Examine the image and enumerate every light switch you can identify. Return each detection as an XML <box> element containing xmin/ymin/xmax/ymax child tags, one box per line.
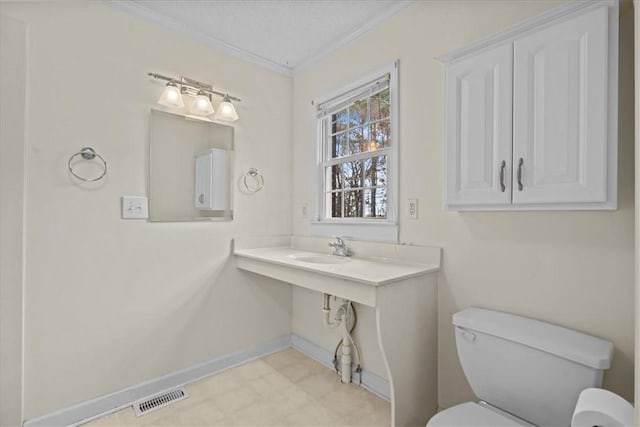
<box><xmin>121</xmin><ymin>196</ymin><xmax>148</xmax><ymax>219</ymax></box>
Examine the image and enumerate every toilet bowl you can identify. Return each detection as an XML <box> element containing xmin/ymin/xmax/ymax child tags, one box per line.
<box><xmin>428</xmin><ymin>401</ymin><xmax>534</xmax><ymax>426</ymax></box>
<box><xmin>428</xmin><ymin>389</ymin><xmax>634</xmax><ymax>427</ymax></box>
<box><xmin>427</xmin><ymin>307</ymin><xmax>615</xmax><ymax>427</ymax></box>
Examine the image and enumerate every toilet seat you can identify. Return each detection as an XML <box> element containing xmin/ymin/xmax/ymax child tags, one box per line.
<box><xmin>426</xmin><ymin>402</ymin><xmax>533</xmax><ymax>427</ymax></box>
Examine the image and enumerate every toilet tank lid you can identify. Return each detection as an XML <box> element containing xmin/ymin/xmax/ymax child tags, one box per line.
<box><xmin>453</xmin><ymin>307</ymin><xmax>614</xmax><ymax>369</ymax></box>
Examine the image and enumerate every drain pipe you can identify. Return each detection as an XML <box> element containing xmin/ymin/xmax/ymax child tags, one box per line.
<box><xmin>323</xmin><ymin>293</ymin><xmax>340</xmax><ymax>328</ymax></box>
<box><xmin>322</xmin><ymin>294</ymin><xmax>356</xmax><ymax>383</ymax></box>
<box><xmin>339</xmin><ymin>306</ymin><xmax>353</xmax><ymax>383</ymax></box>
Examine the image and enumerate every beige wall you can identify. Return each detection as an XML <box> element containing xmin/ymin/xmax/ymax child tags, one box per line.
<box><xmin>1</xmin><ymin>0</ymin><xmax>635</xmax><ymax>422</ymax></box>
<box><xmin>0</xmin><ymin>13</ymin><xmax>27</xmax><ymax>427</ymax></box>
<box><xmin>292</xmin><ymin>0</ymin><xmax>636</xmax><ymax>409</ymax></box>
<box><xmin>0</xmin><ymin>1</ymin><xmax>293</xmax><ymax>421</ymax></box>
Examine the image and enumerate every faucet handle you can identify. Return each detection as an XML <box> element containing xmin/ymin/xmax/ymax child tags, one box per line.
<box><xmin>329</xmin><ymin>236</ymin><xmax>350</xmax><ymax>257</ymax></box>
<box><xmin>328</xmin><ymin>236</ymin><xmax>344</xmax><ymax>247</ymax></box>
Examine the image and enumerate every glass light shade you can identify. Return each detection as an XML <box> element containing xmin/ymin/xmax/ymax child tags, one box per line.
<box><xmin>214</xmin><ymin>96</ymin><xmax>239</xmax><ymax>121</ymax></box>
<box><xmin>157</xmin><ymin>82</ymin><xmax>184</xmax><ymax>108</ymax></box>
<box><xmin>190</xmin><ymin>91</ymin><xmax>214</xmax><ymax>116</ymax></box>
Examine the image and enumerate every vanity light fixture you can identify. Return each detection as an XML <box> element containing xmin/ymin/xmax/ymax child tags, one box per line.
<box><xmin>191</xmin><ymin>89</ymin><xmax>215</xmax><ymax>116</ymax></box>
<box><xmin>147</xmin><ymin>72</ymin><xmax>241</xmax><ymax>121</ymax></box>
<box><xmin>157</xmin><ymin>81</ymin><xmax>184</xmax><ymax>108</ymax></box>
<box><xmin>214</xmin><ymin>95</ymin><xmax>239</xmax><ymax>122</ymax></box>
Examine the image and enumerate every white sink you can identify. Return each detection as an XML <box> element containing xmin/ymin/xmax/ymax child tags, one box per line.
<box><xmin>289</xmin><ymin>254</ymin><xmax>351</xmax><ymax>264</ymax></box>
<box><xmin>232</xmin><ymin>236</ymin><xmax>441</xmax><ymax>427</ymax></box>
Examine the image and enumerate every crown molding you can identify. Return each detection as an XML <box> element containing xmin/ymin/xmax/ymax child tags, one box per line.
<box><xmin>435</xmin><ymin>0</ymin><xmax>617</xmax><ymax>64</ymax></box>
<box><xmin>104</xmin><ymin>0</ymin><xmax>294</xmax><ymax>77</ymax></box>
<box><xmin>104</xmin><ymin>0</ymin><xmax>414</xmax><ymax>78</ymax></box>
<box><xmin>292</xmin><ymin>0</ymin><xmax>414</xmax><ymax>74</ymax></box>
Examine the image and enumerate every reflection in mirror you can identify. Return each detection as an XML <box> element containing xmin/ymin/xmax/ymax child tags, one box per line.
<box><xmin>149</xmin><ymin>109</ymin><xmax>233</xmax><ymax>222</ymax></box>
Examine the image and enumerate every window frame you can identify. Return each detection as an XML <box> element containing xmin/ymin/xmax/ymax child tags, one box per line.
<box><xmin>310</xmin><ymin>61</ymin><xmax>399</xmax><ymax>242</ymax></box>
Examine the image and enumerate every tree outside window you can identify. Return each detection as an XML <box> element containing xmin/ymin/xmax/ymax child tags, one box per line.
<box><xmin>324</xmin><ymin>88</ymin><xmax>391</xmax><ymax>220</ymax></box>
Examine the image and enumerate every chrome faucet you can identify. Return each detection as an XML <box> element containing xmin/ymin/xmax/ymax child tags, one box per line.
<box><xmin>329</xmin><ymin>236</ymin><xmax>350</xmax><ymax>257</ymax></box>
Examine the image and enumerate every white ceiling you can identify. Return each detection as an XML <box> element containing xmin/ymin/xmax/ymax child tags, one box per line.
<box><xmin>112</xmin><ymin>0</ymin><xmax>412</xmax><ymax>75</ymax></box>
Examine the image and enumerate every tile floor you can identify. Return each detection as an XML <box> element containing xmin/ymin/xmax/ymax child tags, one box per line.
<box><xmin>83</xmin><ymin>348</ymin><xmax>390</xmax><ymax>426</ymax></box>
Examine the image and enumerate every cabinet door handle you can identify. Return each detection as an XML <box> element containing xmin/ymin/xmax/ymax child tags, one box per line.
<box><xmin>499</xmin><ymin>160</ymin><xmax>506</xmax><ymax>192</ymax></box>
<box><xmin>517</xmin><ymin>158</ymin><xmax>524</xmax><ymax>191</ymax></box>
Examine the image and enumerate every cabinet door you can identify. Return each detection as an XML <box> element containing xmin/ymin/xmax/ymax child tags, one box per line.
<box><xmin>444</xmin><ymin>43</ymin><xmax>513</xmax><ymax>209</ymax></box>
<box><xmin>512</xmin><ymin>6</ymin><xmax>609</xmax><ymax>205</ymax></box>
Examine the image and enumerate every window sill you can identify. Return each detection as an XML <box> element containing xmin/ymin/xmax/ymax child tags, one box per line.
<box><xmin>310</xmin><ymin>220</ymin><xmax>398</xmax><ymax>243</ymax></box>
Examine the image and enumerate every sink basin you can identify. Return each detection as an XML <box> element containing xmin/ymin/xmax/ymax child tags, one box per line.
<box><xmin>290</xmin><ymin>254</ymin><xmax>351</xmax><ymax>265</ymax></box>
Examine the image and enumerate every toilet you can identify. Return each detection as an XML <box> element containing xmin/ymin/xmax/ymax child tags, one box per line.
<box><xmin>427</xmin><ymin>307</ymin><xmax>615</xmax><ymax>427</ymax></box>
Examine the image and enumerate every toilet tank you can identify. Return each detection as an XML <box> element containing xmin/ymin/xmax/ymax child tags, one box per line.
<box><xmin>453</xmin><ymin>307</ymin><xmax>613</xmax><ymax>427</ymax></box>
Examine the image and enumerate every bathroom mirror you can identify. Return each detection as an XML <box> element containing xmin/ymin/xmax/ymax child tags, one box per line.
<box><xmin>149</xmin><ymin>109</ymin><xmax>234</xmax><ymax>222</ymax></box>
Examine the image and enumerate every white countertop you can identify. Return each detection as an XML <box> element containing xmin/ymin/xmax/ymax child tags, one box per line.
<box><xmin>233</xmin><ymin>246</ymin><xmax>440</xmax><ymax>286</ymax></box>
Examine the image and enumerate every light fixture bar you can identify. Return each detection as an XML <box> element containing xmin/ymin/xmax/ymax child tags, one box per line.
<box><xmin>147</xmin><ymin>72</ymin><xmax>241</xmax><ymax>102</ymax></box>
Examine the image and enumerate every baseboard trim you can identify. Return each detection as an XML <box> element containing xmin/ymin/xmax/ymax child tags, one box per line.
<box><xmin>24</xmin><ymin>335</ymin><xmax>292</xmax><ymax>427</ymax></box>
<box><xmin>24</xmin><ymin>333</ymin><xmax>391</xmax><ymax>427</ymax></box>
<box><xmin>291</xmin><ymin>334</ymin><xmax>391</xmax><ymax>401</ymax></box>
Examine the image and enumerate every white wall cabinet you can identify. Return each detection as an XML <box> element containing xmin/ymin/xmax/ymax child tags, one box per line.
<box><xmin>444</xmin><ymin>43</ymin><xmax>513</xmax><ymax>207</ymax></box>
<box><xmin>438</xmin><ymin>0</ymin><xmax>618</xmax><ymax>211</ymax></box>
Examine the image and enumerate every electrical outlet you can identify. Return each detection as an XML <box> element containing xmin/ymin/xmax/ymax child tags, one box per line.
<box><xmin>408</xmin><ymin>198</ymin><xmax>418</xmax><ymax>219</ymax></box>
<box><xmin>302</xmin><ymin>202</ymin><xmax>309</xmax><ymax>218</ymax></box>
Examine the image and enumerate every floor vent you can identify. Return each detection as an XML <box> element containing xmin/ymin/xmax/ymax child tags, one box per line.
<box><xmin>132</xmin><ymin>387</ymin><xmax>189</xmax><ymax>416</ymax></box>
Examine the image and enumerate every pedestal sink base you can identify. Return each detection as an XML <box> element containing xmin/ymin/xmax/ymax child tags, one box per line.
<box><xmin>376</xmin><ymin>274</ymin><xmax>438</xmax><ymax>426</ymax></box>
<box><xmin>233</xmin><ymin>236</ymin><xmax>440</xmax><ymax>427</ymax></box>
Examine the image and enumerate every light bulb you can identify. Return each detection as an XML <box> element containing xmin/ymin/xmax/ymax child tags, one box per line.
<box><xmin>157</xmin><ymin>82</ymin><xmax>184</xmax><ymax>108</ymax></box>
<box><xmin>214</xmin><ymin>95</ymin><xmax>239</xmax><ymax>121</ymax></box>
<box><xmin>190</xmin><ymin>90</ymin><xmax>214</xmax><ymax>116</ymax></box>
<box><xmin>369</xmin><ymin>140</ymin><xmax>378</xmax><ymax>151</ymax></box>
<box><xmin>166</xmin><ymin>90</ymin><xmax>179</xmax><ymax>102</ymax></box>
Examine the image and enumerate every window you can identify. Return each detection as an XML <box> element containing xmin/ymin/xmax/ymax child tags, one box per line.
<box><xmin>312</xmin><ymin>62</ymin><xmax>398</xmax><ymax>242</ymax></box>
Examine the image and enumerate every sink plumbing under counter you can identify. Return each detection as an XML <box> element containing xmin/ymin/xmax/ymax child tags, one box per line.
<box><xmin>233</xmin><ymin>235</ymin><xmax>441</xmax><ymax>427</ymax></box>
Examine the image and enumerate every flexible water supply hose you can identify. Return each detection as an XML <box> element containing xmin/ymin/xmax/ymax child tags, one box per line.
<box><xmin>333</xmin><ymin>303</ymin><xmax>357</xmax><ymax>355</ymax></box>
<box><xmin>332</xmin><ymin>302</ymin><xmax>361</xmax><ymax>381</ymax></box>
<box><xmin>345</xmin><ymin>304</ymin><xmax>362</xmax><ymax>383</ymax></box>
<box><xmin>322</xmin><ymin>296</ymin><xmax>362</xmax><ymax>383</ymax></box>
<box><xmin>348</xmin><ymin>302</ymin><xmax>362</xmax><ymax>384</ymax></box>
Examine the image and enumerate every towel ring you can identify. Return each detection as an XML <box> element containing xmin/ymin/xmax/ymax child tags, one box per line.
<box><xmin>242</xmin><ymin>168</ymin><xmax>264</xmax><ymax>193</ymax></box>
<box><xmin>68</xmin><ymin>147</ymin><xmax>107</xmax><ymax>182</ymax></box>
